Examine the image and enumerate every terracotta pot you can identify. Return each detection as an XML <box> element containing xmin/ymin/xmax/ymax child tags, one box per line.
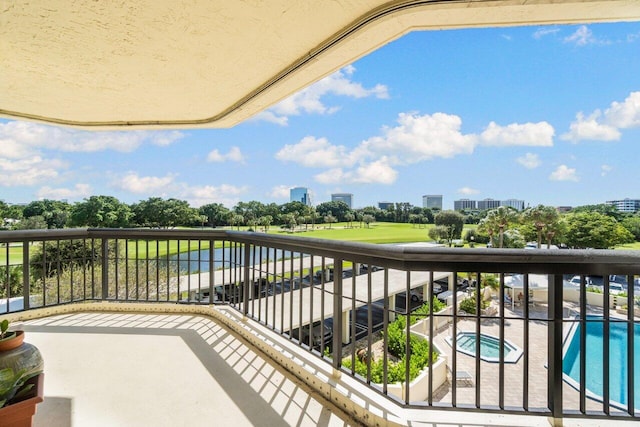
<box><xmin>0</xmin><ymin>373</ymin><xmax>44</xmax><ymax>427</ymax></box>
<box><xmin>0</xmin><ymin>331</ymin><xmax>25</xmax><ymax>352</ymax></box>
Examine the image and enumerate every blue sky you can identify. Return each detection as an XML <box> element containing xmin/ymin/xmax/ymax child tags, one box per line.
<box><xmin>1</xmin><ymin>22</ymin><xmax>639</xmax><ymax>210</ymax></box>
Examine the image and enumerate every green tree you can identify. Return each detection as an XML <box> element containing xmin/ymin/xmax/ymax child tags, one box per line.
<box><xmin>564</xmin><ymin>211</ymin><xmax>634</xmax><ymax>248</ymax></box>
<box><xmin>621</xmin><ymin>216</ymin><xmax>640</xmax><ymax>241</ymax></box>
<box><xmin>362</xmin><ymin>214</ymin><xmax>375</xmax><ymax>228</ymax></box>
<box><xmin>132</xmin><ymin>197</ymin><xmax>198</xmax><ymax>228</ymax></box>
<box><xmin>13</xmin><ymin>216</ymin><xmax>47</xmax><ymax>230</ymax></box>
<box><xmin>229</xmin><ymin>214</ymin><xmax>244</xmax><ymax>230</ymax></box>
<box><xmin>316</xmin><ymin>201</ymin><xmax>351</xmax><ymax>222</ymax></box>
<box><xmin>258</xmin><ymin>215</ymin><xmax>273</xmax><ymax>232</ymax></box>
<box><xmin>324</xmin><ymin>214</ymin><xmax>337</xmax><ymax>229</ymax></box>
<box><xmin>23</xmin><ymin>199</ymin><xmax>71</xmax><ymax>229</ymax></box>
<box><xmin>199</xmin><ymin>203</ymin><xmax>231</xmax><ymax>227</ymax></box>
<box><xmin>523</xmin><ymin>205</ymin><xmax>560</xmax><ymax>248</ymax></box>
<box><xmin>480</xmin><ymin>206</ymin><xmax>519</xmax><ymax>248</ymax></box>
<box><xmin>434</xmin><ymin>210</ymin><xmax>464</xmax><ymax>241</ymax></box>
<box><xmin>70</xmin><ymin>196</ymin><xmax>132</xmax><ymax>228</ymax></box>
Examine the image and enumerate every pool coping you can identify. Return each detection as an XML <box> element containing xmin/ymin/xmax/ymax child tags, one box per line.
<box><xmin>445</xmin><ymin>331</ymin><xmax>524</xmax><ymax>364</ymax></box>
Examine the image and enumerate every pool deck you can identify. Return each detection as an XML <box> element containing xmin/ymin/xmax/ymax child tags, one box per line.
<box><xmin>432</xmin><ymin>302</ymin><xmax>636</xmax><ymax>415</ymax></box>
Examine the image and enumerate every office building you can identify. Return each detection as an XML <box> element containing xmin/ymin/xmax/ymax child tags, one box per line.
<box><xmin>331</xmin><ymin>193</ymin><xmax>353</xmax><ymax>208</ymax></box>
<box><xmin>477</xmin><ymin>198</ymin><xmax>501</xmax><ymax>210</ymax></box>
<box><xmin>501</xmin><ymin>199</ymin><xmax>525</xmax><ymax>211</ymax></box>
<box><xmin>606</xmin><ymin>198</ymin><xmax>640</xmax><ymax>213</ymax></box>
<box><xmin>290</xmin><ymin>187</ymin><xmax>311</xmax><ymax>206</ymax></box>
<box><xmin>454</xmin><ymin>199</ymin><xmax>477</xmax><ymax>211</ymax></box>
<box><xmin>378</xmin><ymin>202</ymin><xmax>394</xmax><ymax>210</ymax></box>
<box><xmin>422</xmin><ymin>195</ymin><xmax>443</xmax><ymax>210</ymax></box>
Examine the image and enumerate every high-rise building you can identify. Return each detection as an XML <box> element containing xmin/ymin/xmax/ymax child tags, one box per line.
<box><xmin>606</xmin><ymin>198</ymin><xmax>640</xmax><ymax>213</ymax></box>
<box><xmin>500</xmin><ymin>199</ymin><xmax>525</xmax><ymax>211</ymax></box>
<box><xmin>454</xmin><ymin>199</ymin><xmax>477</xmax><ymax>211</ymax></box>
<box><xmin>378</xmin><ymin>202</ymin><xmax>393</xmax><ymax>210</ymax></box>
<box><xmin>477</xmin><ymin>198</ymin><xmax>501</xmax><ymax>210</ymax></box>
<box><xmin>422</xmin><ymin>195</ymin><xmax>442</xmax><ymax>210</ymax></box>
<box><xmin>331</xmin><ymin>193</ymin><xmax>353</xmax><ymax>208</ymax></box>
<box><xmin>290</xmin><ymin>187</ymin><xmax>311</xmax><ymax>206</ymax></box>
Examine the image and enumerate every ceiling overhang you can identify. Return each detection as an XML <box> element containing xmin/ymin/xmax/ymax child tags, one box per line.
<box><xmin>2</xmin><ymin>0</ymin><xmax>639</xmax><ymax>130</ymax></box>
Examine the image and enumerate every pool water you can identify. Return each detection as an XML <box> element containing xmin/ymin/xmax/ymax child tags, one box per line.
<box><xmin>447</xmin><ymin>332</ymin><xmax>523</xmax><ymax>363</ymax></box>
<box><xmin>562</xmin><ymin>318</ymin><xmax>640</xmax><ymax>408</ymax></box>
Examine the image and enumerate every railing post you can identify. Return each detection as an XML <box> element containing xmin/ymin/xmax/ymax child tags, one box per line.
<box><xmin>101</xmin><ymin>238</ymin><xmax>109</xmax><ymax>300</ymax></box>
<box><xmin>22</xmin><ymin>241</ymin><xmax>30</xmax><ymax>310</ymax></box>
<box><xmin>209</xmin><ymin>240</ymin><xmax>214</xmax><ymax>304</ymax></box>
<box><xmin>242</xmin><ymin>243</ymin><xmax>250</xmax><ymax>315</ymax></box>
<box><xmin>332</xmin><ymin>260</ymin><xmax>343</xmax><ymax>370</ymax></box>
<box><xmin>548</xmin><ymin>274</ymin><xmax>564</xmax><ymax>424</ymax></box>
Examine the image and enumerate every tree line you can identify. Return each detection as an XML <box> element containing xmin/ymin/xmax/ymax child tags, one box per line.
<box><xmin>1</xmin><ymin>197</ymin><xmax>638</xmax><ymax>249</ymax></box>
<box><xmin>430</xmin><ymin>204</ymin><xmax>637</xmax><ymax>249</ymax></box>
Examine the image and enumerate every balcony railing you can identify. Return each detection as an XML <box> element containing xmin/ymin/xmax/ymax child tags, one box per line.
<box><xmin>1</xmin><ymin>228</ymin><xmax>638</xmax><ymax>423</ymax></box>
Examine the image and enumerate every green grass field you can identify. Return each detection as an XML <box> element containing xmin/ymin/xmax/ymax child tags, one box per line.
<box><xmin>268</xmin><ymin>222</ymin><xmax>438</xmax><ymax>244</ymax></box>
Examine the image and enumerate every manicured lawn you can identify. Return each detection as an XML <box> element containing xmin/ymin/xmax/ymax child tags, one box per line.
<box><xmin>269</xmin><ymin>222</ymin><xmax>444</xmax><ymax>244</ymax></box>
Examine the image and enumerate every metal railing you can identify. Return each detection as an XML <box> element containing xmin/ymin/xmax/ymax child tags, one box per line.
<box><xmin>1</xmin><ymin>228</ymin><xmax>638</xmax><ymax>422</ymax></box>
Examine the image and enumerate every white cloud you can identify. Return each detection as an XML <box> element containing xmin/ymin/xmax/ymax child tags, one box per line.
<box><xmin>112</xmin><ymin>172</ymin><xmax>177</xmax><ymax>194</ymax></box>
<box><xmin>562</xmin><ymin>111</ymin><xmax>622</xmax><ymax>142</ymax></box>
<box><xmin>533</xmin><ymin>27</ymin><xmax>560</xmax><ymax>39</ymax></box>
<box><xmin>275</xmin><ymin>136</ymin><xmax>351</xmax><ymax>168</ymax></box>
<box><xmin>36</xmin><ymin>183</ymin><xmax>92</xmax><ymax>200</ymax></box>
<box><xmin>549</xmin><ymin>165</ymin><xmax>578</xmax><ymax>182</ymax></box>
<box><xmin>516</xmin><ymin>153</ymin><xmax>541</xmax><ymax>169</ymax></box>
<box><xmin>604</xmin><ymin>91</ymin><xmax>640</xmax><ymax>128</ymax></box>
<box><xmin>277</xmin><ymin>112</ymin><xmax>559</xmax><ymax>185</ymax></box>
<box><xmin>314</xmin><ymin>158</ymin><xmax>398</xmax><ymax>185</ymax></box>
<box><xmin>255</xmin><ymin>66</ymin><xmax>389</xmax><ymax>125</ymax></box>
<box><xmin>0</xmin><ymin>121</ymin><xmax>185</xmax><ymax>154</ymax></box>
<box><xmin>563</xmin><ymin>92</ymin><xmax>640</xmax><ymax>142</ymax></box>
<box><xmin>480</xmin><ymin>121</ymin><xmax>554</xmax><ymax>147</ymax></box>
<box><xmin>178</xmin><ymin>183</ymin><xmax>248</xmax><ymax>208</ymax></box>
<box><xmin>252</xmin><ymin>111</ymin><xmax>289</xmax><ymax>126</ymax></box>
<box><xmin>564</xmin><ymin>25</ymin><xmax>595</xmax><ymax>46</ymax></box>
<box><xmin>0</xmin><ymin>157</ymin><xmax>67</xmax><ymax>187</ymax></box>
<box><xmin>458</xmin><ymin>187</ymin><xmax>480</xmax><ymax>195</ymax></box>
<box><xmin>601</xmin><ymin>164</ymin><xmax>612</xmax><ymax>177</ymax></box>
<box><xmin>360</xmin><ymin>112</ymin><xmax>477</xmax><ymax>163</ymax></box>
<box><xmin>207</xmin><ymin>146</ymin><xmax>246</xmax><ymax>163</ymax></box>
<box><xmin>268</xmin><ymin>185</ymin><xmax>293</xmax><ymax>199</ymax></box>
<box><xmin>110</xmin><ymin>172</ymin><xmax>246</xmax><ymax>207</ymax></box>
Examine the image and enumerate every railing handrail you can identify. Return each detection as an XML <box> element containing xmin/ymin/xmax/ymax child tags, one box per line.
<box><xmin>1</xmin><ymin>227</ymin><xmax>639</xmax><ymax>275</ymax></box>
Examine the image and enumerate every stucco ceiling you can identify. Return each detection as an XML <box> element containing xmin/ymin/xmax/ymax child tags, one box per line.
<box><xmin>2</xmin><ymin>0</ymin><xmax>639</xmax><ymax>129</ymax></box>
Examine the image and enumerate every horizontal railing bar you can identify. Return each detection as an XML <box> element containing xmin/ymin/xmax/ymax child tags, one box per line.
<box><xmin>1</xmin><ymin>228</ymin><xmax>639</xmax><ymax>275</ymax></box>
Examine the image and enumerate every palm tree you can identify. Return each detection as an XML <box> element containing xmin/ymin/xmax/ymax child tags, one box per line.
<box><xmin>324</xmin><ymin>214</ymin><xmax>337</xmax><ymax>229</ymax></box>
<box><xmin>490</xmin><ymin>206</ymin><xmax>519</xmax><ymax>248</ymax></box>
<box><xmin>524</xmin><ymin>205</ymin><xmax>559</xmax><ymax>248</ymax></box>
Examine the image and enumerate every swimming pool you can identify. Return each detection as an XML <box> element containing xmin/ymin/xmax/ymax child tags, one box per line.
<box><xmin>562</xmin><ymin>317</ymin><xmax>640</xmax><ymax>409</ymax></box>
<box><xmin>446</xmin><ymin>332</ymin><xmax>523</xmax><ymax>363</ymax></box>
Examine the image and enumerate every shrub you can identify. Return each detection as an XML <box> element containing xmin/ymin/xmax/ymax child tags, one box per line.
<box><xmin>459</xmin><ymin>292</ymin><xmax>488</xmax><ymax>314</ymax></box>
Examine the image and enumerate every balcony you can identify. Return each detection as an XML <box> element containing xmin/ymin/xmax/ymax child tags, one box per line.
<box><xmin>1</xmin><ymin>228</ymin><xmax>639</xmax><ymax>426</ymax></box>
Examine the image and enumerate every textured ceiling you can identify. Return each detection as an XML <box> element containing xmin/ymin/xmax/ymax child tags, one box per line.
<box><xmin>2</xmin><ymin>0</ymin><xmax>639</xmax><ymax>129</ymax></box>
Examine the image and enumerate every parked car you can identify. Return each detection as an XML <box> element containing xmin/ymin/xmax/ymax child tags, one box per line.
<box><xmin>290</xmin><ymin>319</ymin><xmax>333</xmax><ymax>350</ymax></box>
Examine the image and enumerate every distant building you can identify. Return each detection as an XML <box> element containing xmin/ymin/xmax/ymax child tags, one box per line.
<box><xmin>500</xmin><ymin>199</ymin><xmax>525</xmax><ymax>211</ymax></box>
<box><xmin>477</xmin><ymin>198</ymin><xmax>501</xmax><ymax>210</ymax></box>
<box><xmin>378</xmin><ymin>202</ymin><xmax>394</xmax><ymax>210</ymax></box>
<box><xmin>454</xmin><ymin>199</ymin><xmax>476</xmax><ymax>211</ymax></box>
<box><xmin>290</xmin><ymin>187</ymin><xmax>311</xmax><ymax>206</ymax></box>
<box><xmin>422</xmin><ymin>195</ymin><xmax>442</xmax><ymax>210</ymax></box>
<box><xmin>331</xmin><ymin>193</ymin><xmax>353</xmax><ymax>209</ymax></box>
<box><xmin>606</xmin><ymin>198</ymin><xmax>640</xmax><ymax>213</ymax></box>
<box><xmin>556</xmin><ymin>206</ymin><xmax>572</xmax><ymax>213</ymax></box>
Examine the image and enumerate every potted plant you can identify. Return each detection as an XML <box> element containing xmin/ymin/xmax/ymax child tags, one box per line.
<box><xmin>0</xmin><ymin>319</ymin><xmax>25</xmax><ymax>352</ymax></box>
<box><xmin>0</xmin><ymin>367</ymin><xmax>44</xmax><ymax>427</ymax></box>
<box><xmin>0</xmin><ymin>319</ymin><xmax>44</xmax><ymax>427</ymax></box>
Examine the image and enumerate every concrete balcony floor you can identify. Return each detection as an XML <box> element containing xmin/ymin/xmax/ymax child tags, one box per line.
<box><xmin>15</xmin><ymin>308</ymin><xmax>637</xmax><ymax>427</ymax></box>
<box><xmin>21</xmin><ymin>311</ymin><xmax>353</xmax><ymax>427</ymax></box>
